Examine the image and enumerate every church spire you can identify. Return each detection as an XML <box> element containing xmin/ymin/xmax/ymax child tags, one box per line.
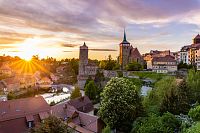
<box><xmin>123</xmin><ymin>28</ymin><xmax>127</xmax><ymax>42</ymax></box>
<box><xmin>121</xmin><ymin>28</ymin><xmax>130</xmax><ymax>44</ymax></box>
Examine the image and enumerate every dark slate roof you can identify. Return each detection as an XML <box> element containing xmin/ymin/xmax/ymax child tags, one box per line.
<box><xmin>194</xmin><ymin>34</ymin><xmax>200</xmax><ymax>39</ymax></box>
<box><xmin>67</xmin><ymin>96</ymin><xmax>94</xmax><ymax>113</ymax></box>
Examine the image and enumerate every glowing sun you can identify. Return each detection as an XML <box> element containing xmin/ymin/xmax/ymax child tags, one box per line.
<box><xmin>18</xmin><ymin>38</ymin><xmax>40</xmax><ymax>61</ymax></box>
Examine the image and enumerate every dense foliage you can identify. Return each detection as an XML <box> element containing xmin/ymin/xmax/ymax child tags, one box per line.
<box><xmin>131</xmin><ymin>112</ymin><xmax>180</xmax><ymax>133</ymax></box>
<box><xmin>70</xmin><ymin>86</ymin><xmax>82</xmax><ymax>99</ymax></box>
<box><xmin>31</xmin><ymin>116</ymin><xmax>72</xmax><ymax>133</ymax></box>
<box><xmin>188</xmin><ymin>105</ymin><xmax>200</xmax><ymax>121</ymax></box>
<box><xmin>84</xmin><ymin>80</ymin><xmax>97</xmax><ymax>100</ymax></box>
<box><xmin>178</xmin><ymin>61</ymin><xmax>193</xmax><ymax>70</ymax></box>
<box><xmin>186</xmin><ymin>69</ymin><xmax>200</xmax><ymax>103</ymax></box>
<box><xmin>98</xmin><ymin>77</ymin><xmax>143</xmax><ymax>131</ymax></box>
<box><xmin>160</xmin><ymin>79</ymin><xmax>190</xmax><ymax>115</ymax></box>
<box><xmin>99</xmin><ymin>55</ymin><xmax>120</xmax><ymax>70</ymax></box>
<box><xmin>184</xmin><ymin>122</ymin><xmax>200</xmax><ymax>133</ymax></box>
<box><xmin>102</xmin><ymin>126</ymin><xmax>112</xmax><ymax>133</ymax></box>
<box><xmin>125</xmin><ymin>61</ymin><xmax>143</xmax><ymax>71</ymax></box>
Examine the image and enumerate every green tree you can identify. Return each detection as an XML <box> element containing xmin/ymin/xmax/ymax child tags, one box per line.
<box><xmin>94</xmin><ymin>70</ymin><xmax>105</xmax><ymax>89</ymax></box>
<box><xmin>84</xmin><ymin>76</ymin><xmax>92</xmax><ymax>88</ymax></box>
<box><xmin>161</xmin><ymin>112</ymin><xmax>181</xmax><ymax>130</ymax></box>
<box><xmin>188</xmin><ymin>105</ymin><xmax>200</xmax><ymax>121</ymax></box>
<box><xmin>31</xmin><ymin>116</ymin><xmax>72</xmax><ymax>133</ymax></box>
<box><xmin>131</xmin><ymin>114</ymin><xmax>166</xmax><ymax>133</ymax></box>
<box><xmin>70</xmin><ymin>86</ymin><xmax>82</xmax><ymax>99</ymax></box>
<box><xmin>160</xmin><ymin>86</ymin><xmax>179</xmax><ymax>115</ymax></box>
<box><xmin>160</xmin><ymin>79</ymin><xmax>190</xmax><ymax>115</ymax></box>
<box><xmin>184</xmin><ymin>122</ymin><xmax>200</xmax><ymax>133</ymax></box>
<box><xmin>131</xmin><ymin>113</ymin><xmax>180</xmax><ymax>133</ymax></box>
<box><xmin>143</xmin><ymin>76</ymin><xmax>177</xmax><ymax>114</ymax></box>
<box><xmin>178</xmin><ymin>61</ymin><xmax>193</xmax><ymax>70</ymax></box>
<box><xmin>85</xmin><ymin>80</ymin><xmax>97</xmax><ymax>100</ymax></box>
<box><xmin>102</xmin><ymin>126</ymin><xmax>111</xmax><ymax>133</ymax></box>
<box><xmin>99</xmin><ymin>55</ymin><xmax>119</xmax><ymax>70</ymax></box>
<box><xmin>125</xmin><ymin>61</ymin><xmax>143</xmax><ymax>71</ymax></box>
<box><xmin>176</xmin><ymin>79</ymin><xmax>190</xmax><ymax>114</ymax></box>
<box><xmin>98</xmin><ymin>77</ymin><xmax>143</xmax><ymax>131</ymax></box>
<box><xmin>7</xmin><ymin>91</ymin><xmax>16</xmax><ymax>100</ymax></box>
<box><xmin>186</xmin><ymin>69</ymin><xmax>200</xmax><ymax>103</ymax></box>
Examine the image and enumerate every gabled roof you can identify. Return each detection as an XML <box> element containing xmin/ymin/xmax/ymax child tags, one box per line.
<box><xmin>51</xmin><ymin>102</ymin><xmax>103</xmax><ymax>133</ymax></box>
<box><xmin>130</xmin><ymin>48</ymin><xmax>142</xmax><ymax>58</ymax></box>
<box><xmin>0</xmin><ymin>96</ymin><xmax>50</xmax><ymax>121</ymax></box>
<box><xmin>194</xmin><ymin>34</ymin><xmax>200</xmax><ymax>39</ymax></box>
<box><xmin>67</xmin><ymin>96</ymin><xmax>94</xmax><ymax>113</ymax></box>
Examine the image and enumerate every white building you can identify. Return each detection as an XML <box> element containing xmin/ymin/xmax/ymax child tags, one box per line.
<box><xmin>152</xmin><ymin>55</ymin><xmax>177</xmax><ymax>73</ymax></box>
<box><xmin>180</xmin><ymin>45</ymin><xmax>190</xmax><ymax>64</ymax></box>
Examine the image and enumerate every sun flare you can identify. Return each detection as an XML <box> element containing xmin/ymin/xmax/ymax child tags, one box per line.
<box><xmin>18</xmin><ymin>38</ymin><xmax>40</xmax><ymax>61</ymax></box>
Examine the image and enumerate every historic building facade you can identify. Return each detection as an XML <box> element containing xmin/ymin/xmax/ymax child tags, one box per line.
<box><xmin>151</xmin><ymin>55</ymin><xmax>177</xmax><ymax>73</ymax></box>
<box><xmin>179</xmin><ymin>34</ymin><xmax>200</xmax><ymax>70</ymax></box>
<box><xmin>119</xmin><ymin>30</ymin><xmax>143</xmax><ymax>69</ymax></box>
<box><xmin>77</xmin><ymin>42</ymin><xmax>98</xmax><ymax>89</ymax></box>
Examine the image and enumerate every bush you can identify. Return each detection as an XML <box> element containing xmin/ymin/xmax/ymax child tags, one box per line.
<box><xmin>188</xmin><ymin>105</ymin><xmax>200</xmax><ymax>121</ymax></box>
<box><xmin>7</xmin><ymin>91</ymin><xmax>16</xmax><ymax>100</ymax></box>
<box><xmin>184</xmin><ymin>122</ymin><xmax>200</xmax><ymax>133</ymax></box>
<box><xmin>31</xmin><ymin>116</ymin><xmax>73</xmax><ymax>133</ymax></box>
<box><xmin>102</xmin><ymin>126</ymin><xmax>111</xmax><ymax>133</ymax></box>
<box><xmin>50</xmin><ymin>101</ymin><xmax>56</xmax><ymax>106</ymax></box>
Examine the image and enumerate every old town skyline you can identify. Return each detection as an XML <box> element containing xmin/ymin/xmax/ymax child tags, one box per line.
<box><xmin>0</xmin><ymin>0</ymin><xmax>200</xmax><ymax>60</ymax></box>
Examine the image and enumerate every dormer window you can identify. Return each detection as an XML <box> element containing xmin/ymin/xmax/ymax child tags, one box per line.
<box><xmin>26</xmin><ymin>115</ymin><xmax>34</xmax><ymax>128</ymax></box>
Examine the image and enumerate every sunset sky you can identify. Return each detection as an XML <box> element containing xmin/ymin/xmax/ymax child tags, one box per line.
<box><xmin>0</xmin><ymin>0</ymin><xmax>200</xmax><ymax>60</ymax></box>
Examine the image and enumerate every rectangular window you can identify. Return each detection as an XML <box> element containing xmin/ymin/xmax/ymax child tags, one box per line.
<box><xmin>28</xmin><ymin>122</ymin><xmax>32</xmax><ymax>128</ymax></box>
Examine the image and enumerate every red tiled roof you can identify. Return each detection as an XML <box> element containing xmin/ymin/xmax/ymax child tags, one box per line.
<box><xmin>152</xmin><ymin>55</ymin><xmax>176</xmax><ymax>62</ymax></box>
<box><xmin>39</xmin><ymin>112</ymin><xmax>49</xmax><ymax>120</ymax></box>
<box><xmin>0</xmin><ymin>96</ymin><xmax>50</xmax><ymax>122</ymax></box>
<box><xmin>3</xmin><ymin>78</ymin><xmax>20</xmax><ymax>85</ymax></box>
<box><xmin>51</xmin><ymin>102</ymin><xmax>102</xmax><ymax>133</ymax></box>
<box><xmin>26</xmin><ymin>115</ymin><xmax>34</xmax><ymax>121</ymax></box>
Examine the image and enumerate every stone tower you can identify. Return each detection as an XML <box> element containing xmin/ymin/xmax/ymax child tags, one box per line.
<box><xmin>119</xmin><ymin>29</ymin><xmax>131</xmax><ymax>69</ymax></box>
<box><xmin>79</xmin><ymin>42</ymin><xmax>88</xmax><ymax>76</ymax></box>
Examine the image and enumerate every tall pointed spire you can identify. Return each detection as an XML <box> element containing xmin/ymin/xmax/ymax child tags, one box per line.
<box><xmin>123</xmin><ymin>28</ymin><xmax>127</xmax><ymax>42</ymax></box>
<box><xmin>121</xmin><ymin>28</ymin><xmax>130</xmax><ymax>44</ymax></box>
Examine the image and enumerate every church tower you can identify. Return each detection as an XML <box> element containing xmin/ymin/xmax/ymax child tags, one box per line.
<box><xmin>119</xmin><ymin>29</ymin><xmax>131</xmax><ymax>69</ymax></box>
<box><xmin>193</xmin><ymin>34</ymin><xmax>200</xmax><ymax>44</ymax></box>
<box><xmin>79</xmin><ymin>42</ymin><xmax>88</xmax><ymax>75</ymax></box>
